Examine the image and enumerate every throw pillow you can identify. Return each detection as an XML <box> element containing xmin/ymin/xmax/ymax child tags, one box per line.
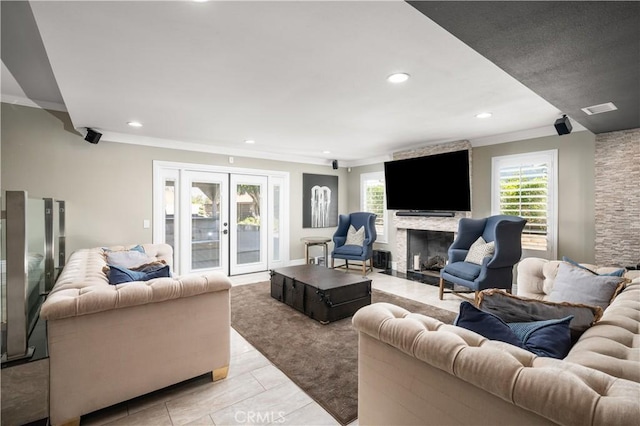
<box><xmin>477</xmin><ymin>289</ymin><xmax>602</xmax><ymax>343</ymax></box>
<box><xmin>548</xmin><ymin>262</ymin><xmax>628</xmax><ymax>310</ymax></box>
<box><xmin>345</xmin><ymin>225</ymin><xmax>365</xmax><ymax>246</ymax></box>
<box><xmin>455</xmin><ymin>302</ymin><xmax>573</xmax><ymax>359</ymax></box>
<box><xmin>508</xmin><ymin>316</ymin><xmax>573</xmax><ymax>359</ymax></box>
<box><xmin>105</xmin><ymin>249</ymin><xmax>154</xmax><ymax>269</ymax></box>
<box><xmin>562</xmin><ymin>256</ymin><xmax>625</xmax><ymax>277</ymax></box>
<box><xmin>464</xmin><ymin>237</ymin><xmax>495</xmax><ymax>265</ymax></box>
<box><xmin>454</xmin><ymin>301</ymin><xmax>523</xmax><ymax>347</ymax></box>
<box><xmin>107</xmin><ymin>264</ymin><xmax>171</xmax><ymax>285</ymax></box>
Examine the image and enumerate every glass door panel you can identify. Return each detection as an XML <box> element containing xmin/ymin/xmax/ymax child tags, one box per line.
<box><xmin>190</xmin><ymin>182</ymin><xmax>220</xmax><ymax>270</ymax></box>
<box><xmin>164</xmin><ymin>180</ymin><xmax>176</xmax><ymax>249</ymax></box>
<box><xmin>183</xmin><ymin>172</ymin><xmax>229</xmax><ymax>275</ymax></box>
<box><xmin>230</xmin><ymin>174</ymin><xmax>267</xmax><ymax>275</ymax></box>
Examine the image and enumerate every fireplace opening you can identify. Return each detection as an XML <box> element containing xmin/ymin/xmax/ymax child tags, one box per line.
<box><xmin>407</xmin><ymin>230</ymin><xmax>454</xmax><ymax>281</ymax></box>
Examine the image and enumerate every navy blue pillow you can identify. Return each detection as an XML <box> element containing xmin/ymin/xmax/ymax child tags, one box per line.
<box><xmin>108</xmin><ymin>264</ymin><xmax>170</xmax><ymax>285</ymax></box>
<box><xmin>508</xmin><ymin>316</ymin><xmax>573</xmax><ymax>359</ymax></box>
<box><xmin>455</xmin><ymin>301</ymin><xmax>574</xmax><ymax>359</ymax></box>
<box><xmin>454</xmin><ymin>301</ymin><xmax>523</xmax><ymax>347</ymax></box>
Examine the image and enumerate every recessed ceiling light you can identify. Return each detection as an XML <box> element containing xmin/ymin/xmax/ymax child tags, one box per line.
<box><xmin>387</xmin><ymin>73</ymin><xmax>410</xmax><ymax>83</ymax></box>
<box><xmin>475</xmin><ymin>112</ymin><xmax>492</xmax><ymax>119</ymax></box>
<box><xmin>323</xmin><ymin>150</ymin><xmax>331</xmax><ymax>154</ymax></box>
<box><xmin>127</xmin><ymin>121</ymin><xmax>143</xmax><ymax>127</ymax></box>
<box><xmin>244</xmin><ymin>140</ymin><xmax>255</xmax><ymax>144</ymax></box>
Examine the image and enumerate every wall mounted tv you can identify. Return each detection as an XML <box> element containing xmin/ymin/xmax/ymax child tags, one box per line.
<box><xmin>384</xmin><ymin>149</ymin><xmax>471</xmax><ymax>213</ymax></box>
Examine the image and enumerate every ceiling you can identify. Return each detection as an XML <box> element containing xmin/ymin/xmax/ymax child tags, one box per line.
<box><xmin>2</xmin><ymin>1</ymin><xmax>637</xmax><ymax>167</ymax></box>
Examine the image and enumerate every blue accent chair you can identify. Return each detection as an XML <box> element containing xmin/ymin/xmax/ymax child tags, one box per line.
<box><xmin>439</xmin><ymin>215</ymin><xmax>527</xmax><ymax>302</ymax></box>
<box><xmin>331</xmin><ymin>212</ymin><xmax>377</xmax><ymax>276</ymax></box>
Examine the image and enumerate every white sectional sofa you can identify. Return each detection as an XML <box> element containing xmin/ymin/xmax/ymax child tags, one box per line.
<box><xmin>353</xmin><ymin>258</ymin><xmax>640</xmax><ymax>425</ymax></box>
<box><xmin>40</xmin><ymin>244</ymin><xmax>232</xmax><ymax>426</ymax></box>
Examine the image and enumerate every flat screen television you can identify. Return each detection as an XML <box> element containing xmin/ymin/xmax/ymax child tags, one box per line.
<box><xmin>384</xmin><ymin>150</ymin><xmax>471</xmax><ymax>212</ymax></box>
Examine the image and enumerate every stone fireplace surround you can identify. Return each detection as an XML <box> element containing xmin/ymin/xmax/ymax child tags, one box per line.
<box><xmin>394</xmin><ymin>212</ymin><xmax>469</xmax><ymax>274</ymax></box>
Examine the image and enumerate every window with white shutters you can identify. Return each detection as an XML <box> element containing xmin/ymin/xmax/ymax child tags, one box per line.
<box><xmin>492</xmin><ymin>150</ymin><xmax>557</xmax><ymax>259</ymax></box>
<box><xmin>360</xmin><ymin>172</ymin><xmax>387</xmax><ymax>243</ymax></box>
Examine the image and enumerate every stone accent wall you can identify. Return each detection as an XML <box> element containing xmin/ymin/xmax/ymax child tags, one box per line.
<box><xmin>594</xmin><ymin>129</ymin><xmax>640</xmax><ymax>267</ymax></box>
<box><xmin>392</xmin><ymin>140</ymin><xmax>472</xmax><ymax>272</ymax></box>
<box><xmin>392</xmin><ymin>140</ymin><xmax>472</xmax><ymax>161</ymax></box>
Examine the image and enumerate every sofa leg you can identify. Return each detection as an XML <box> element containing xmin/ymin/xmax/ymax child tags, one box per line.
<box><xmin>212</xmin><ymin>366</ymin><xmax>229</xmax><ymax>382</ymax></box>
<box><xmin>439</xmin><ymin>277</ymin><xmax>444</xmax><ymax>300</ymax></box>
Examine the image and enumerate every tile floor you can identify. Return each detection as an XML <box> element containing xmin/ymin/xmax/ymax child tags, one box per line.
<box><xmin>79</xmin><ymin>268</ymin><xmax>464</xmax><ymax>426</ymax></box>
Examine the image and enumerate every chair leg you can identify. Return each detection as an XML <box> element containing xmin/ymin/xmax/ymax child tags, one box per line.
<box><xmin>439</xmin><ymin>277</ymin><xmax>445</xmax><ymax>300</ymax></box>
<box><xmin>362</xmin><ymin>261</ymin><xmax>366</xmax><ymax>276</ymax></box>
<box><xmin>331</xmin><ymin>257</ymin><xmax>335</xmax><ymax>269</ymax></box>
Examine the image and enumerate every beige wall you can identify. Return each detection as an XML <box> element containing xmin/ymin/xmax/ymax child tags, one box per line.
<box><xmin>1</xmin><ymin>103</ymin><xmax>345</xmax><ymax>260</ymax></box>
<box><xmin>4</xmin><ymin>103</ymin><xmax>629</xmax><ymax>267</ymax></box>
<box><xmin>473</xmin><ymin>131</ymin><xmax>597</xmax><ymax>262</ymax></box>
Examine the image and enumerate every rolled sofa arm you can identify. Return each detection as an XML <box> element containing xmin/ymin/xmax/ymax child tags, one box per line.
<box><xmin>352</xmin><ymin>303</ymin><xmax>640</xmax><ymax>426</ymax></box>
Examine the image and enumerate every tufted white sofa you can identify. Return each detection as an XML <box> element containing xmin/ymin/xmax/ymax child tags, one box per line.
<box><xmin>40</xmin><ymin>244</ymin><xmax>232</xmax><ymax>426</ymax></box>
<box><xmin>353</xmin><ymin>258</ymin><xmax>640</xmax><ymax>425</ymax></box>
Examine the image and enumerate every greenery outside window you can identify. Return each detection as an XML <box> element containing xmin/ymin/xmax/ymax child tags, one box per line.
<box><xmin>491</xmin><ymin>150</ymin><xmax>558</xmax><ymax>259</ymax></box>
<box><xmin>360</xmin><ymin>171</ymin><xmax>387</xmax><ymax>243</ymax></box>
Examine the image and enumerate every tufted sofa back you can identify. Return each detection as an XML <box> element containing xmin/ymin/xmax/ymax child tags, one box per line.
<box><xmin>517</xmin><ymin>257</ymin><xmax>640</xmax><ymax>301</ymax></box>
<box><xmin>353</xmin><ymin>302</ymin><xmax>640</xmax><ymax>425</ymax></box>
<box><xmin>40</xmin><ymin>243</ymin><xmax>231</xmax><ymax>321</ymax></box>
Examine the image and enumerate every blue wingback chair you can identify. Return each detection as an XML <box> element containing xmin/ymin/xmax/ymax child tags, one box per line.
<box><xmin>439</xmin><ymin>215</ymin><xmax>526</xmax><ymax>302</ymax></box>
<box><xmin>331</xmin><ymin>212</ymin><xmax>377</xmax><ymax>276</ymax></box>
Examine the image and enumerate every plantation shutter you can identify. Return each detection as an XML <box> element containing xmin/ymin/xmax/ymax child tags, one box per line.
<box><xmin>361</xmin><ymin>172</ymin><xmax>386</xmax><ymax>240</ymax></box>
<box><xmin>492</xmin><ymin>150</ymin><xmax>557</xmax><ymax>258</ymax></box>
<box><xmin>498</xmin><ymin>162</ymin><xmax>548</xmax><ymax>250</ymax></box>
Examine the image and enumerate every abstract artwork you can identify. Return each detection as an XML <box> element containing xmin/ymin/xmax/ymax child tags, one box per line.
<box><xmin>302</xmin><ymin>173</ymin><xmax>338</xmax><ymax>228</ymax></box>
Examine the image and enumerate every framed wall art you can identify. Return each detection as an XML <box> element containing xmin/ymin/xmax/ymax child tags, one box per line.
<box><xmin>302</xmin><ymin>173</ymin><xmax>338</xmax><ymax>228</ymax></box>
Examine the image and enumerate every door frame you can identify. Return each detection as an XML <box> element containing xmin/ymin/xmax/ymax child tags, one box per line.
<box><xmin>152</xmin><ymin>160</ymin><xmax>290</xmax><ymax>276</ymax></box>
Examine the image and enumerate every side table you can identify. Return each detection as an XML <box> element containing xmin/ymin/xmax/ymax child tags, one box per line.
<box><xmin>301</xmin><ymin>236</ymin><xmax>331</xmax><ymax>267</ymax></box>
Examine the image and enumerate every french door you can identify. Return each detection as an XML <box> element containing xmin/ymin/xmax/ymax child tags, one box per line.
<box><xmin>153</xmin><ymin>161</ymin><xmax>288</xmax><ymax>276</ymax></box>
<box><xmin>229</xmin><ymin>174</ymin><xmax>268</xmax><ymax>275</ymax></box>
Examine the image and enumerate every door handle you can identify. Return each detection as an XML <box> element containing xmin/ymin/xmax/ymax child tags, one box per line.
<box><xmin>222</xmin><ymin>229</ymin><xmax>228</xmax><ymax>235</ymax></box>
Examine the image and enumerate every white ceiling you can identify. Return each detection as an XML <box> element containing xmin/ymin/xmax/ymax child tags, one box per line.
<box><xmin>4</xmin><ymin>1</ymin><xmax>586</xmax><ymax>166</ymax></box>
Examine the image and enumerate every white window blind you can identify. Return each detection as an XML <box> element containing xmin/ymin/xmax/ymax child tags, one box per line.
<box><xmin>492</xmin><ymin>151</ymin><xmax>557</xmax><ymax>258</ymax></box>
<box><xmin>360</xmin><ymin>172</ymin><xmax>387</xmax><ymax>243</ymax></box>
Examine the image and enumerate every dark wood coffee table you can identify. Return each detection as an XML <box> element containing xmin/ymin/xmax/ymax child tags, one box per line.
<box><xmin>270</xmin><ymin>264</ymin><xmax>371</xmax><ymax>324</ymax></box>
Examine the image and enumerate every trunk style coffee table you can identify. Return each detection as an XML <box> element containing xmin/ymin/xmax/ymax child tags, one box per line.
<box><xmin>270</xmin><ymin>264</ymin><xmax>371</xmax><ymax>324</ymax></box>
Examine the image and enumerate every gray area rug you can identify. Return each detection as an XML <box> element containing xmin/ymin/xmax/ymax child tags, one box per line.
<box><xmin>230</xmin><ymin>281</ymin><xmax>458</xmax><ymax>425</ymax></box>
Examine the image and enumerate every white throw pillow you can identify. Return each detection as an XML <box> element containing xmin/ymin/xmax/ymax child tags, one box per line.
<box><xmin>105</xmin><ymin>250</ymin><xmax>154</xmax><ymax>269</ymax></box>
<box><xmin>345</xmin><ymin>225</ymin><xmax>365</xmax><ymax>246</ymax></box>
<box><xmin>464</xmin><ymin>236</ymin><xmax>495</xmax><ymax>265</ymax></box>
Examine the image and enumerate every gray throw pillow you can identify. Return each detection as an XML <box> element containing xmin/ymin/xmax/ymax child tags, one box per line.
<box><xmin>345</xmin><ymin>225</ymin><xmax>365</xmax><ymax>246</ymax></box>
<box><xmin>464</xmin><ymin>236</ymin><xmax>495</xmax><ymax>265</ymax></box>
<box><xmin>477</xmin><ymin>289</ymin><xmax>602</xmax><ymax>343</ymax></box>
<box><xmin>548</xmin><ymin>262</ymin><xmax>628</xmax><ymax>310</ymax></box>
